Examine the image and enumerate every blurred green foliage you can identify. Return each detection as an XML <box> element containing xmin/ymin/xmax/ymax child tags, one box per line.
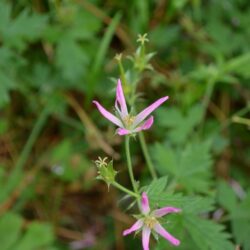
<box><xmin>0</xmin><ymin>212</ymin><xmax>54</xmax><ymax>250</ymax></box>
<box><xmin>0</xmin><ymin>0</ymin><xmax>250</xmax><ymax>249</ymax></box>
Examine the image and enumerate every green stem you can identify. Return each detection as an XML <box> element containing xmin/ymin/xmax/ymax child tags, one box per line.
<box><xmin>138</xmin><ymin>132</ymin><xmax>157</xmax><ymax>180</ymax></box>
<box><xmin>112</xmin><ymin>182</ymin><xmax>139</xmax><ymax>199</ymax></box>
<box><xmin>140</xmin><ymin>44</ymin><xmax>145</xmax><ymax>60</ymax></box>
<box><xmin>232</xmin><ymin>116</ymin><xmax>250</xmax><ymax>126</ymax></box>
<box><xmin>226</xmin><ymin>104</ymin><xmax>250</xmax><ymax>127</ymax></box>
<box><xmin>118</xmin><ymin>60</ymin><xmax>127</xmax><ymax>87</ymax></box>
<box><xmin>125</xmin><ymin>136</ymin><xmax>139</xmax><ymax>195</ymax></box>
<box><xmin>0</xmin><ymin>106</ymin><xmax>49</xmax><ymax>202</ymax></box>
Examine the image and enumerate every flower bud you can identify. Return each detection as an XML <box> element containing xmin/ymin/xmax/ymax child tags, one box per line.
<box><xmin>95</xmin><ymin>157</ymin><xmax>117</xmax><ymax>189</ymax></box>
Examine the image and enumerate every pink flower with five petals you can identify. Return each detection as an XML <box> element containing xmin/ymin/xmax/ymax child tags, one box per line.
<box><xmin>93</xmin><ymin>79</ymin><xmax>168</xmax><ymax>135</ymax></box>
<box><xmin>123</xmin><ymin>192</ymin><xmax>181</xmax><ymax>250</ymax></box>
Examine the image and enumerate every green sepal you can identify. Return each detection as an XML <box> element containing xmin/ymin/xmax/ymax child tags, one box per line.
<box><xmin>96</xmin><ymin>160</ymin><xmax>117</xmax><ymax>189</ymax></box>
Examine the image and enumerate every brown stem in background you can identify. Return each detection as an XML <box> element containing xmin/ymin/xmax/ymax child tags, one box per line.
<box><xmin>74</xmin><ymin>0</ymin><xmax>133</xmax><ymax>49</ymax></box>
<box><xmin>150</xmin><ymin>0</ymin><xmax>168</xmax><ymax>28</ymax></box>
<box><xmin>0</xmin><ymin>169</ymin><xmax>37</xmax><ymax>215</ymax></box>
<box><xmin>65</xmin><ymin>94</ymin><xmax>119</xmax><ymax>159</ymax></box>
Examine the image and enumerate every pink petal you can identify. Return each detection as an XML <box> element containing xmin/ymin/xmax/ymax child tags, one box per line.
<box><xmin>142</xmin><ymin>226</ymin><xmax>151</xmax><ymax>250</ymax></box>
<box><xmin>133</xmin><ymin>116</ymin><xmax>154</xmax><ymax>132</ymax></box>
<box><xmin>93</xmin><ymin>101</ymin><xmax>123</xmax><ymax>127</ymax></box>
<box><xmin>153</xmin><ymin>223</ymin><xmax>180</xmax><ymax>246</ymax></box>
<box><xmin>123</xmin><ymin>219</ymin><xmax>143</xmax><ymax>236</ymax></box>
<box><xmin>115</xmin><ymin>79</ymin><xmax>128</xmax><ymax>118</ymax></box>
<box><xmin>117</xmin><ymin>128</ymin><xmax>131</xmax><ymax>136</ymax></box>
<box><xmin>141</xmin><ymin>192</ymin><xmax>150</xmax><ymax>215</ymax></box>
<box><xmin>117</xmin><ymin>117</ymin><xmax>154</xmax><ymax>135</ymax></box>
<box><xmin>153</xmin><ymin>207</ymin><xmax>181</xmax><ymax>218</ymax></box>
<box><xmin>133</xmin><ymin>96</ymin><xmax>169</xmax><ymax>127</ymax></box>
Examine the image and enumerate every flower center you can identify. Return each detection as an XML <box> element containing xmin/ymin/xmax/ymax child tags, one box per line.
<box><xmin>123</xmin><ymin>115</ymin><xmax>135</xmax><ymax>128</ymax></box>
<box><xmin>144</xmin><ymin>216</ymin><xmax>158</xmax><ymax>229</ymax></box>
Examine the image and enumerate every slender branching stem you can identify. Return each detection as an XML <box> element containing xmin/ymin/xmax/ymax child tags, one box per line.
<box><xmin>112</xmin><ymin>182</ymin><xmax>139</xmax><ymax>199</ymax></box>
<box><xmin>125</xmin><ymin>136</ymin><xmax>139</xmax><ymax>196</ymax></box>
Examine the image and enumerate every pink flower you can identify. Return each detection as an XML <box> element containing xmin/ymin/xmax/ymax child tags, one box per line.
<box><xmin>123</xmin><ymin>192</ymin><xmax>181</xmax><ymax>250</ymax></box>
<box><xmin>93</xmin><ymin>79</ymin><xmax>168</xmax><ymax>135</ymax></box>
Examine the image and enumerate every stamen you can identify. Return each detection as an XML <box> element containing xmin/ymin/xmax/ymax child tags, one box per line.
<box><xmin>144</xmin><ymin>216</ymin><xmax>158</xmax><ymax>229</ymax></box>
<box><xmin>123</xmin><ymin>115</ymin><xmax>135</xmax><ymax>128</ymax></box>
